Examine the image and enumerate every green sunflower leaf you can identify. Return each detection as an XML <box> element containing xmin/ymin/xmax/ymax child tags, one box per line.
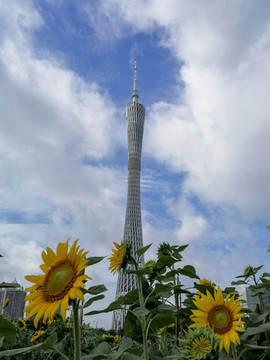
<box><xmin>178</xmin><ymin>265</ymin><xmax>199</xmax><ymax>279</ymax></box>
<box><xmin>83</xmin><ymin>295</ymin><xmax>105</xmax><ymax>309</ymax></box>
<box><xmin>0</xmin><ymin>316</ymin><xmax>16</xmax><ymax>347</ymax></box>
<box><xmin>81</xmin><ymin>341</ymin><xmax>111</xmax><ymax>359</ymax></box>
<box><xmin>132</xmin><ymin>307</ymin><xmax>150</xmax><ymax>317</ymax></box>
<box><xmin>149</xmin><ymin>313</ymin><xmax>176</xmax><ymax>331</ymax></box>
<box><xmin>0</xmin><ymin>333</ymin><xmax>57</xmax><ymax>356</ymax></box>
<box><xmin>136</xmin><ymin>244</ymin><xmax>152</xmax><ymax>257</ymax></box>
<box><xmin>244</xmin><ymin>343</ymin><xmax>270</xmax><ymax>351</ymax></box>
<box><xmin>122</xmin><ymin>354</ymin><xmax>144</xmax><ymax>360</ymax></box>
<box><xmin>86</xmin><ymin>257</ymin><xmax>105</xmax><ymax>266</ymax></box>
<box><xmin>84</xmin><ymin>300</ymin><xmax>122</xmax><ymax>316</ymax></box>
<box><xmin>231</xmin><ymin>280</ymin><xmax>247</xmax><ymax>285</ymax></box>
<box><xmin>121</xmin><ymin>289</ymin><xmax>139</xmax><ymax>305</ymax></box>
<box><xmin>154</xmin><ymin>283</ymin><xmax>173</xmax><ymax>297</ymax></box>
<box><xmin>244</xmin><ymin>322</ymin><xmax>270</xmax><ymax>337</ymax></box>
<box><xmin>83</xmin><ymin>284</ymin><xmax>107</xmax><ymax>295</ymax></box>
<box><xmin>111</xmin><ymin>338</ymin><xmax>133</xmax><ymax>360</ymax></box>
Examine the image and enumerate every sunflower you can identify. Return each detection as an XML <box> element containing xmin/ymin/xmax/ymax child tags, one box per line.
<box><xmin>190</xmin><ymin>286</ymin><xmax>245</xmax><ymax>354</ymax></box>
<box><xmin>108</xmin><ymin>241</ymin><xmax>131</xmax><ymax>274</ymax></box>
<box><xmin>196</xmin><ymin>278</ymin><xmax>215</xmax><ymax>297</ymax></box>
<box><xmin>180</xmin><ymin>326</ymin><xmax>218</xmax><ymax>360</ymax></box>
<box><xmin>24</xmin><ymin>239</ymin><xmax>91</xmax><ymax>328</ymax></box>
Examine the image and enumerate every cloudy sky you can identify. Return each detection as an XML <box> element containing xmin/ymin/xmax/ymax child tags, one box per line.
<box><xmin>0</xmin><ymin>0</ymin><xmax>270</xmax><ymax>329</ymax></box>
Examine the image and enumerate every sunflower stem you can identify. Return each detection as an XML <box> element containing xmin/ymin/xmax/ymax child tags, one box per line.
<box><xmin>135</xmin><ymin>258</ymin><xmax>148</xmax><ymax>360</ymax></box>
<box><xmin>139</xmin><ymin>278</ymin><xmax>148</xmax><ymax>360</ymax></box>
<box><xmin>73</xmin><ymin>300</ymin><xmax>81</xmax><ymax>360</ymax></box>
<box><xmin>231</xmin><ymin>343</ymin><xmax>238</xmax><ymax>360</ymax></box>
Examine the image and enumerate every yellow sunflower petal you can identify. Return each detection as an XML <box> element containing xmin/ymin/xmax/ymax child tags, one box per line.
<box><xmin>229</xmin><ymin>329</ymin><xmax>240</xmax><ymax>345</ymax></box>
<box><xmin>223</xmin><ymin>333</ymin><xmax>231</xmax><ymax>354</ymax></box>
<box><xmin>74</xmin><ymin>288</ymin><xmax>84</xmax><ymax>302</ymax></box>
<box><xmin>76</xmin><ymin>260</ymin><xmax>89</xmax><ymax>275</ymax></box>
<box><xmin>25</xmin><ymin>275</ymin><xmax>44</xmax><ymax>284</ymax></box>
<box><xmin>25</xmin><ymin>292</ymin><xmax>42</xmax><ymax>301</ymax></box>
<box><xmin>42</xmin><ymin>250</ymin><xmax>54</xmax><ymax>267</ymax></box>
<box><xmin>56</xmin><ymin>242</ymin><xmax>68</xmax><ymax>259</ymax></box>
<box><xmin>26</xmin><ymin>284</ymin><xmax>39</xmax><ymax>292</ymax></box>
<box><xmin>73</xmin><ymin>279</ymin><xmax>85</xmax><ymax>288</ymax></box>
<box><xmin>68</xmin><ymin>288</ymin><xmax>77</xmax><ymax>299</ymax></box>
<box><xmin>219</xmin><ymin>337</ymin><xmax>224</xmax><ymax>351</ymax></box>
<box><xmin>34</xmin><ymin>303</ymin><xmax>48</xmax><ymax>328</ymax></box>
<box><xmin>43</xmin><ymin>305</ymin><xmax>54</xmax><ymax>324</ymax></box>
<box><xmin>46</xmin><ymin>247</ymin><xmax>57</xmax><ymax>263</ymax></box>
<box><xmin>67</xmin><ymin>239</ymin><xmax>79</xmax><ymax>261</ymax></box>
<box><xmin>215</xmin><ymin>287</ymin><xmax>224</xmax><ymax>306</ymax></box>
<box><xmin>40</xmin><ymin>263</ymin><xmax>49</xmax><ymax>274</ymax></box>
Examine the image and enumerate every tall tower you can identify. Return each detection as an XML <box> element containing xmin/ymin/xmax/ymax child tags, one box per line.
<box><xmin>112</xmin><ymin>61</ymin><xmax>145</xmax><ymax>331</ymax></box>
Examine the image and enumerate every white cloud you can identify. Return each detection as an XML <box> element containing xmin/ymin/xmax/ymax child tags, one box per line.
<box><xmin>0</xmin><ymin>1</ymin><xmax>126</xmax><ymax>291</ymax></box>
<box><xmin>84</xmin><ymin>0</ymin><xmax>270</xmax><ymax>287</ymax></box>
<box><xmin>94</xmin><ymin>0</ymin><xmax>270</xmax><ymax>220</ymax></box>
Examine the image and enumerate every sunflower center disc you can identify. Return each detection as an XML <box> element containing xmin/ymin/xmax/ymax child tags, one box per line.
<box><xmin>208</xmin><ymin>305</ymin><xmax>233</xmax><ymax>334</ymax></box>
<box><xmin>190</xmin><ymin>336</ymin><xmax>211</xmax><ymax>359</ymax></box>
<box><xmin>43</xmin><ymin>260</ymin><xmax>76</xmax><ymax>301</ymax></box>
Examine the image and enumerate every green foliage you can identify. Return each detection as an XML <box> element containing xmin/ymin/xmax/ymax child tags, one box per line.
<box><xmin>0</xmin><ymin>316</ymin><xmax>17</xmax><ymax>347</ymax></box>
<box><xmin>1</xmin><ymin>239</ymin><xmax>270</xmax><ymax>360</ymax></box>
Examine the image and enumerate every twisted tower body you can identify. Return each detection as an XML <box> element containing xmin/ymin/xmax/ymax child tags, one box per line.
<box><xmin>112</xmin><ymin>62</ymin><xmax>145</xmax><ymax>331</ymax></box>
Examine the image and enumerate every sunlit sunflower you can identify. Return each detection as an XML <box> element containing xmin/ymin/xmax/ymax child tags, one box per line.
<box><xmin>196</xmin><ymin>278</ymin><xmax>215</xmax><ymax>297</ymax></box>
<box><xmin>24</xmin><ymin>239</ymin><xmax>91</xmax><ymax>328</ymax></box>
<box><xmin>108</xmin><ymin>241</ymin><xmax>131</xmax><ymax>274</ymax></box>
<box><xmin>190</xmin><ymin>286</ymin><xmax>245</xmax><ymax>354</ymax></box>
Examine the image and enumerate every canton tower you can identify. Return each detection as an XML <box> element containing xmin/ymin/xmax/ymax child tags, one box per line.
<box><xmin>112</xmin><ymin>61</ymin><xmax>145</xmax><ymax>331</ymax></box>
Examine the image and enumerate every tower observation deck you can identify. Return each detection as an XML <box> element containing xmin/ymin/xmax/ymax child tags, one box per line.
<box><xmin>112</xmin><ymin>61</ymin><xmax>145</xmax><ymax>331</ymax></box>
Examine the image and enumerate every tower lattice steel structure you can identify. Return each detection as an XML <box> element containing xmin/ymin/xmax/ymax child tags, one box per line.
<box><xmin>112</xmin><ymin>61</ymin><xmax>145</xmax><ymax>331</ymax></box>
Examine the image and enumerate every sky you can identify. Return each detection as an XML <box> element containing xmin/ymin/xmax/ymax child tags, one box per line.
<box><xmin>0</xmin><ymin>0</ymin><xmax>270</xmax><ymax>329</ymax></box>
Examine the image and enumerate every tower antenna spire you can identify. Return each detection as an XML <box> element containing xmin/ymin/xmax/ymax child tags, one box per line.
<box><xmin>132</xmin><ymin>59</ymin><xmax>138</xmax><ymax>103</ymax></box>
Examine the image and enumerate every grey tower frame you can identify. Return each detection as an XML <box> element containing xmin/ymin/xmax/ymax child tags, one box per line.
<box><xmin>112</xmin><ymin>62</ymin><xmax>145</xmax><ymax>331</ymax></box>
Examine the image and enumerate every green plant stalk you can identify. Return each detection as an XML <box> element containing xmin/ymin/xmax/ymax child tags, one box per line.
<box><xmin>173</xmin><ymin>270</ymin><xmax>181</xmax><ymax>345</ymax></box>
<box><xmin>231</xmin><ymin>343</ymin><xmax>238</xmax><ymax>360</ymax></box>
<box><xmin>137</xmin><ymin>273</ymin><xmax>148</xmax><ymax>360</ymax></box>
<box><xmin>252</xmin><ymin>274</ymin><xmax>264</xmax><ymax>313</ymax></box>
<box><xmin>73</xmin><ymin>300</ymin><xmax>81</xmax><ymax>360</ymax></box>
<box><xmin>252</xmin><ymin>273</ymin><xmax>269</xmax><ymax>343</ymax></box>
<box><xmin>132</xmin><ymin>255</ymin><xmax>148</xmax><ymax>360</ymax></box>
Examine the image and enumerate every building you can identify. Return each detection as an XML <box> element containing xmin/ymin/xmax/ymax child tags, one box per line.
<box><xmin>0</xmin><ymin>279</ymin><xmax>26</xmax><ymax>318</ymax></box>
<box><xmin>112</xmin><ymin>61</ymin><xmax>145</xmax><ymax>331</ymax></box>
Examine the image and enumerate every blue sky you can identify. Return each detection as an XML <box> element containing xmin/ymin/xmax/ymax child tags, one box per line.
<box><xmin>0</xmin><ymin>0</ymin><xmax>270</xmax><ymax>329</ymax></box>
